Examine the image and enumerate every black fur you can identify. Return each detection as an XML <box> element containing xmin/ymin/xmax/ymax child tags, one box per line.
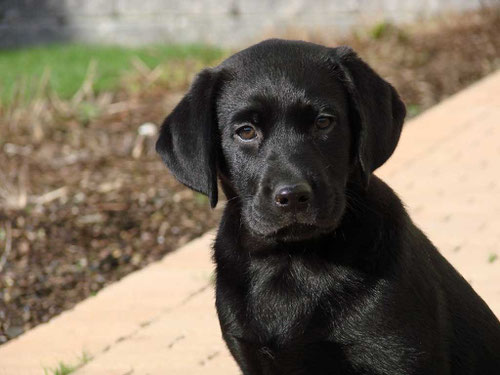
<box><xmin>156</xmin><ymin>39</ymin><xmax>500</xmax><ymax>374</ymax></box>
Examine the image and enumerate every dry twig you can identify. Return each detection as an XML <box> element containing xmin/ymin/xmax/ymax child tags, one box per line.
<box><xmin>0</xmin><ymin>222</ymin><xmax>12</xmax><ymax>273</ymax></box>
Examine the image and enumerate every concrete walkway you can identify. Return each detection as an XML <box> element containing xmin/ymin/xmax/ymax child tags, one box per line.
<box><xmin>1</xmin><ymin>70</ymin><xmax>499</xmax><ymax>375</ymax></box>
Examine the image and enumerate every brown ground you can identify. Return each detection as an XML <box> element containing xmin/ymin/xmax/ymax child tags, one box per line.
<box><xmin>1</xmin><ymin>6</ymin><xmax>499</xmax><ymax>344</ymax></box>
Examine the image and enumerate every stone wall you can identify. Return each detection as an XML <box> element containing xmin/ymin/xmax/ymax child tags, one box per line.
<box><xmin>0</xmin><ymin>0</ymin><xmax>488</xmax><ymax>48</ymax></box>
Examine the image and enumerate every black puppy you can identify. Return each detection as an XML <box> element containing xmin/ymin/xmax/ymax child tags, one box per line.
<box><xmin>156</xmin><ymin>39</ymin><xmax>500</xmax><ymax>374</ymax></box>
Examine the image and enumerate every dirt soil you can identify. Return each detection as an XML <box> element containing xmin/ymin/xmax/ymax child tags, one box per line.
<box><xmin>1</xmin><ymin>6</ymin><xmax>499</xmax><ymax>344</ymax></box>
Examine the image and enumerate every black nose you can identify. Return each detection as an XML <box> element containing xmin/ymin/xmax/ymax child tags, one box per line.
<box><xmin>274</xmin><ymin>183</ymin><xmax>312</xmax><ymax>210</ymax></box>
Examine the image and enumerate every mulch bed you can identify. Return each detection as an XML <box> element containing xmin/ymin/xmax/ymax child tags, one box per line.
<box><xmin>1</xmin><ymin>6</ymin><xmax>499</xmax><ymax>344</ymax></box>
<box><xmin>0</xmin><ymin>89</ymin><xmax>222</xmax><ymax>343</ymax></box>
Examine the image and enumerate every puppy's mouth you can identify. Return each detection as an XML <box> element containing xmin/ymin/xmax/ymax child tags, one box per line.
<box><xmin>272</xmin><ymin>222</ymin><xmax>336</xmax><ymax>242</ymax></box>
<box><xmin>245</xmin><ymin>205</ymin><xmax>340</xmax><ymax>242</ymax></box>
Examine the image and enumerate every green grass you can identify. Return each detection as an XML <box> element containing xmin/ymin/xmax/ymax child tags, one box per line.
<box><xmin>0</xmin><ymin>44</ymin><xmax>225</xmax><ymax>105</ymax></box>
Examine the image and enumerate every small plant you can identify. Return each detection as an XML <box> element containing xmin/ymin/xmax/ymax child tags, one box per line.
<box><xmin>43</xmin><ymin>351</ymin><xmax>92</xmax><ymax>375</ymax></box>
<box><xmin>370</xmin><ymin>21</ymin><xmax>392</xmax><ymax>40</ymax></box>
<box><xmin>488</xmin><ymin>253</ymin><xmax>498</xmax><ymax>264</ymax></box>
<box><xmin>195</xmin><ymin>192</ymin><xmax>209</xmax><ymax>205</ymax></box>
<box><xmin>44</xmin><ymin>362</ymin><xmax>75</xmax><ymax>375</ymax></box>
<box><xmin>407</xmin><ymin>104</ymin><xmax>422</xmax><ymax>118</ymax></box>
<box><xmin>76</xmin><ymin>101</ymin><xmax>101</xmax><ymax>125</ymax></box>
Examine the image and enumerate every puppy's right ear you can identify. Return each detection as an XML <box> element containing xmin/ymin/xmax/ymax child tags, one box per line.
<box><xmin>156</xmin><ymin>68</ymin><xmax>223</xmax><ymax>208</ymax></box>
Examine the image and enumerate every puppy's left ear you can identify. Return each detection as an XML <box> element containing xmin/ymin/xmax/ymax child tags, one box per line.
<box><xmin>332</xmin><ymin>47</ymin><xmax>406</xmax><ymax>186</ymax></box>
<box><xmin>156</xmin><ymin>68</ymin><xmax>224</xmax><ymax>208</ymax></box>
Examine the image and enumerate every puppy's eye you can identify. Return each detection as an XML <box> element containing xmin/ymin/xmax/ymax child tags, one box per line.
<box><xmin>315</xmin><ymin>116</ymin><xmax>333</xmax><ymax>129</ymax></box>
<box><xmin>236</xmin><ymin>125</ymin><xmax>257</xmax><ymax>141</ymax></box>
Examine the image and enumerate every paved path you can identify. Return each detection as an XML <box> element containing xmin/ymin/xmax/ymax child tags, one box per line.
<box><xmin>1</xmin><ymin>70</ymin><xmax>499</xmax><ymax>375</ymax></box>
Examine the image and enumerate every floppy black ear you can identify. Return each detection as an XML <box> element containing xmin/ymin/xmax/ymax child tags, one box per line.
<box><xmin>155</xmin><ymin>68</ymin><xmax>223</xmax><ymax>208</ymax></box>
<box><xmin>333</xmin><ymin>46</ymin><xmax>406</xmax><ymax>186</ymax></box>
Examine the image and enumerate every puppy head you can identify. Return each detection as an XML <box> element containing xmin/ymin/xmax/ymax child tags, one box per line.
<box><xmin>156</xmin><ymin>39</ymin><xmax>405</xmax><ymax>241</ymax></box>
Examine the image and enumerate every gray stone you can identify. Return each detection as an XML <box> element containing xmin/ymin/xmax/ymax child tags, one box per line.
<box><xmin>5</xmin><ymin>326</ymin><xmax>24</xmax><ymax>339</ymax></box>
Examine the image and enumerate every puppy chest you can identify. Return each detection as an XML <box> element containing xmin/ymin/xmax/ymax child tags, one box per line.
<box><xmin>247</xmin><ymin>263</ymin><xmax>331</xmax><ymax>344</ymax></box>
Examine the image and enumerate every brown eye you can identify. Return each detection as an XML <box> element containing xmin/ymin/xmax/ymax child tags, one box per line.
<box><xmin>315</xmin><ymin>116</ymin><xmax>333</xmax><ymax>129</ymax></box>
<box><xmin>236</xmin><ymin>125</ymin><xmax>257</xmax><ymax>140</ymax></box>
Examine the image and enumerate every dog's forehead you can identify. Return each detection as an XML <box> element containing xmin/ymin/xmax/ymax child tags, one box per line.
<box><xmin>218</xmin><ymin>40</ymin><xmax>344</xmax><ymax>110</ymax></box>
<box><xmin>222</xmin><ymin>40</ymin><xmax>332</xmax><ymax>82</ymax></box>
<box><xmin>221</xmin><ymin>39</ymin><xmax>330</xmax><ymax>67</ymax></box>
